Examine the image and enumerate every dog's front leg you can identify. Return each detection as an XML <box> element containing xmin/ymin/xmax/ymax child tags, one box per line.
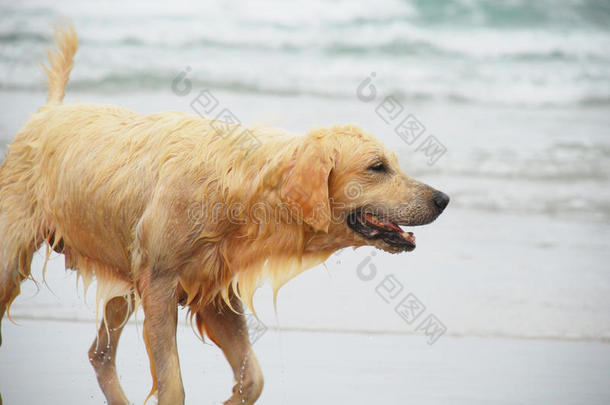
<box><xmin>139</xmin><ymin>268</ymin><xmax>185</xmax><ymax>404</ymax></box>
<box><xmin>198</xmin><ymin>292</ymin><xmax>264</xmax><ymax>405</ymax></box>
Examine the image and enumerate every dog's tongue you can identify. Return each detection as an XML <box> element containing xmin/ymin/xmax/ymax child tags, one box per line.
<box><xmin>363</xmin><ymin>213</ymin><xmax>416</xmax><ymax>243</ymax></box>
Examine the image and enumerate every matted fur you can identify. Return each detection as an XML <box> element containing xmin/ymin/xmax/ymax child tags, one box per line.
<box><xmin>0</xmin><ymin>23</ymin><xmax>447</xmax><ymax>404</ymax></box>
<box><xmin>1</xmin><ymin>97</ymin><xmax>340</xmax><ymax>318</ymax></box>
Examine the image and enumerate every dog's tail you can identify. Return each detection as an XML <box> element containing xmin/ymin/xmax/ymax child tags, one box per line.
<box><xmin>42</xmin><ymin>22</ymin><xmax>78</xmax><ymax>105</ymax></box>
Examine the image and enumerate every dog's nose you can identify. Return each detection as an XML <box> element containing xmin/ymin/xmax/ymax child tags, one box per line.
<box><xmin>432</xmin><ymin>191</ymin><xmax>450</xmax><ymax>212</ymax></box>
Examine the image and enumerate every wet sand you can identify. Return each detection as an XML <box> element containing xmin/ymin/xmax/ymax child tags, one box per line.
<box><xmin>2</xmin><ymin>318</ymin><xmax>609</xmax><ymax>405</ymax></box>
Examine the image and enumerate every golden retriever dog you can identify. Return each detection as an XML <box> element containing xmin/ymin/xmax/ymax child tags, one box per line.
<box><xmin>0</xmin><ymin>24</ymin><xmax>449</xmax><ymax>404</ymax></box>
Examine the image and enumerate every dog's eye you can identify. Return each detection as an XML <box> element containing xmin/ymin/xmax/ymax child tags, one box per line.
<box><xmin>368</xmin><ymin>162</ymin><xmax>387</xmax><ymax>173</ymax></box>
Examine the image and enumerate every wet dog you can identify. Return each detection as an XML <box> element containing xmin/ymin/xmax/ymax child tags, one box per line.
<box><xmin>0</xmin><ymin>24</ymin><xmax>448</xmax><ymax>404</ymax></box>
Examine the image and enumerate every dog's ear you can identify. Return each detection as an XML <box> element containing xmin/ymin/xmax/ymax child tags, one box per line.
<box><xmin>280</xmin><ymin>137</ymin><xmax>336</xmax><ymax>233</ymax></box>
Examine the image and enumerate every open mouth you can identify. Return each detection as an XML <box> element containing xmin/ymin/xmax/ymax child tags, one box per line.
<box><xmin>347</xmin><ymin>211</ymin><xmax>416</xmax><ymax>251</ymax></box>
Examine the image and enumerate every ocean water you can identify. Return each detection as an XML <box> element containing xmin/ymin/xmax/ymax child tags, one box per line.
<box><xmin>0</xmin><ymin>1</ymin><xmax>609</xmax><ymax>341</ymax></box>
<box><xmin>1</xmin><ymin>0</ymin><xmax>609</xmax><ymax>107</ymax></box>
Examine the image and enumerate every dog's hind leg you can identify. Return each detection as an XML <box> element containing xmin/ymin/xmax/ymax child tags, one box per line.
<box><xmin>0</xmin><ymin>260</ymin><xmax>24</xmax><ymax>346</ymax></box>
<box><xmin>0</xmin><ymin>218</ymin><xmax>42</xmax><ymax>346</ymax></box>
<box><xmin>88</xmin><ymin>294</ymin><xmax>135</xmax><ymax>405</ymax></box>
<box><xmin>196</xmin><ymin>292</ymin><xmax>264</xmax><ymax>405</ymax></box>
<box><xmin>0</xmin><ymin>151</ymin><xmax>45</xmax><ymax>346</ymax></box>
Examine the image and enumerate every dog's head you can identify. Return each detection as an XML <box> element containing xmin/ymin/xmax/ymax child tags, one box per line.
<box><xmin>280</xmin><ymin>125</ymin><xmax>449</xmax><ymax>254</ymax></box>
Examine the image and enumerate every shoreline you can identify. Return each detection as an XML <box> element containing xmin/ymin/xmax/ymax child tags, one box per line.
<box><xmin>7</xmin><ymin>314</ymin><xmax>610</xmax><ymax>345</ymax></box>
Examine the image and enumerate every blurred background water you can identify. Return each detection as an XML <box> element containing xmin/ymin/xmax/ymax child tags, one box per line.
<box><xmin>0</xmin><ymin>0</ymin><xmax>609</xmax><ymax>341</ymax></box>
<box><xmin>2</xmin><ymin>0</ymin><xmax>610</xmax><ymax>107</ymax></box>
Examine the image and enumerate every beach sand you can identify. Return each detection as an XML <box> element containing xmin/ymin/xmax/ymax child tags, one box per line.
<box><xmin>2</xmin><ymin>319</ymin><xmax>609</xmax><ymax>405</ymax></box>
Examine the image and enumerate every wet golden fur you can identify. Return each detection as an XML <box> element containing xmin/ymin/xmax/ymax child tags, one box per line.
<box><xmin>0</xmin><ymin>24</ymin><xmax>447</xmax><ymax>404</ymax></box>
